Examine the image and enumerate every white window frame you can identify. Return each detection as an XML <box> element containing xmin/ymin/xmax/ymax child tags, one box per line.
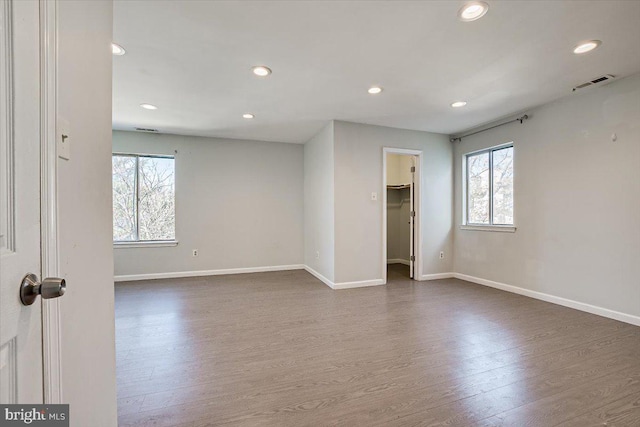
<box><xmin>112</xmin><ymin>153</ymin><xmax>178</xmax><ymax>247</ymax></box>
<box><xmin>461</xmin><ymin>143</ymin><xmax>516</xmax><ymax>233</ymax></box>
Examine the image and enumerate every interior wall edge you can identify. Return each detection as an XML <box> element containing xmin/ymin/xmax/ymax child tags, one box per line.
<box><xmin>304</xmin><ymin>265</ymin><xmax>334</xmax><ymax>289</ymax></box>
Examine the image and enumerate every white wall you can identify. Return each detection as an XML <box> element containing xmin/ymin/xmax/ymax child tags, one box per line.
<box><xmin>453</xmin><ymin>72</ymin><xmax>640</xmax><ymax>319</ymax></box>
<box><xmin>113</xmin><ymin>131</ymin><xmax>304</xmax><ymax>277</ymax></box>
<box><xmin>57</xmin><ymin>1</ymin><xmax>117</xmax><ymax>425</ymax></box>
<box><xmin>333</xmin><ymin>121</ymin><xmax>453</xmax><ymax>283</ymax></box>
<box><xmin>303</xmin><ymin>122</ymin><xmax>335</xmax><ymax>281</ymax></box>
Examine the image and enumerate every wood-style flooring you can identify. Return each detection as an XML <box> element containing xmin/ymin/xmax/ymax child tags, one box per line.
<box><xmin>116</xmin><ymin>264</ymin><xmax>640</xmax><ymax>426</ymax></box>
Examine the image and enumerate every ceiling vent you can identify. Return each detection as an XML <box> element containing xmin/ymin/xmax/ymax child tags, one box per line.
<box><xmin>572</xmin><ymin>74</ymin><xmax>615</xmax><ymax>92</ymax></box>
<box><xmin>134</xmin><ymin>127</ymin><xmax>159</xmax><ymax>133</ymax></box>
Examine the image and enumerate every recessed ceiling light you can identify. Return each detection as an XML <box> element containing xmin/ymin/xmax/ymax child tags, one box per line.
<box><xmin>573</xmin><ymin>40</ymin><xmax>601</xmax><ymax>54</ymax></box>
<box><xmin>451</xmin><ymin>101</ymin><xmax>468</xmax><ymax>108</ymax></box>
<box><xmin>112</xmin><ymin>43</ymin><xmax>126</xmax><ymax>56</ymax></box>
<box><xmin>242</xmin><ymin>113</ymin><xmax>255</xmax><ymax>119</ymax></box>
<box><xmin>252</xmin><ymin>66</ymin><xmax>272</xmax><ymax>77</ymax></box>
<box><xmin>140</xmin><ymin>103</ymin><xmax>158</xmax><ymax>110</ymax></box>
<box><xmin>368</xmin><ymin>86</ymin><xmax>383</xmax><ymax>94</ymax></box>
<box><xmin>458</xmin><ymin>1</ymin><xmax>489</xmax><ymax>22</ymax></box>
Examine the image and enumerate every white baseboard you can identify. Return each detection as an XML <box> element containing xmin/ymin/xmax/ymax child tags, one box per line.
<box><xmin>387</xmin><ymin>259</ymin><xmax>410</xmax><ymax>266</ymax></box>
<box><xmin>303</xmin><ymin>266</ymin><xmax>385</xmax><ymax>290</ymax></box>
<box><xmin>419</xmin><ymin>272</ymin><xmax>454</xmax><ymax>281</ymax></box>
<box><xmin>454</xmin><ymin>273</ymin><xmax>640</xmax><ymax>327</ymax></box>
<box><xmin>304</xmin><ymin>265</ymin><xmax>335</xmax><ymax>289</ymax></box>
<box><xmin>114</xmin><ymin>264</ymin><xmax>305</xmax><ymax>282</ymax></box>
<box><xmin>333</xmin><ymin>278</ymin><xmax>385</xmax><ymax>290</ymax></box>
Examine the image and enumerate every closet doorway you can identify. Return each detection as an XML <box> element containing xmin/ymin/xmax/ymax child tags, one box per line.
<box><xmin>382</xmin><ymin>148</ymin><xmax>422</xmax><ymax>283</ymax></box>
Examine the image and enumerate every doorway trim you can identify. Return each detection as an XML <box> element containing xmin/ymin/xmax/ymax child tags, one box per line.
<box><xmin>40</xmin><ymin>0</ymin><xmax>62</xmax><ymax>404</ymax></box>
<box><xmin>382</xmin><ymin>147</ymin><xmax>423</xmax><ymax>284</ymax></box>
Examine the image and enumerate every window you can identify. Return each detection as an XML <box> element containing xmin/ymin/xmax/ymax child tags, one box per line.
<box><xmin>465</xmin><ymin>145</ymin><xmax>514</xmax><ymax>226</ymax></box>
<box><xmin>112</xmin><ymin>154</ymin><xmax>175</xmax><ymax>242</ymax></box>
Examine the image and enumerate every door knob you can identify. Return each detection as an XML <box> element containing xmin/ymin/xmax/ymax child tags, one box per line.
<box><xmin>20</xmin><ymin>273</ymin><xmax>66</xmax><ymax>306</ymax></box>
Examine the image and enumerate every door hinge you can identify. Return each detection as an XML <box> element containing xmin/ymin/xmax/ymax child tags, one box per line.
<box><xmin>410</xmin><ymin>211</ymin><xmax>416</xmax><ymax>217</ymax></box>
<box><xmin>410</xmin><ymin>255</ymin><xmax>415</xmax><ymax>261</ymax></box>
<box><xmin>410</xmin><ymin>166</ymin><xmax>415</xmax><ymax>173</ymax></box>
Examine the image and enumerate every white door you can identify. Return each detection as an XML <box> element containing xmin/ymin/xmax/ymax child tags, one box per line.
<box><xmin>0</xmin><ymin>0</ymin><xmax>44</xmax><ymax>403</ymax></box>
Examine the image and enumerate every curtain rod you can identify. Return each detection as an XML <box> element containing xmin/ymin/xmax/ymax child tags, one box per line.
<box><xmin>450</xmin><ymin>114</ymin><xmax>529</xmax><ymax>143</ymax></box>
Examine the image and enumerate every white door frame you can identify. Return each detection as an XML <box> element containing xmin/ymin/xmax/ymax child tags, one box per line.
<box><xmin>40</xmin><ymin>0</ymin><xmax>63</xmax><ymax>404</ymax></box>
<box><xmin>382</xmin><ymin>147</ymin><xmax>423</xmax><ymax>284</ymax></box>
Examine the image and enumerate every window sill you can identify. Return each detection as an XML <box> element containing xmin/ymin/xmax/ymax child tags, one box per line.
<box><xmin>460</xmin><ymin>225</ymin><xmax>516</xmax><ymax>233</ymax></box>
<box><xmin>114</xmin><ymin>240</ymin><xmax>178</xmax><ymax>248</ymax></box>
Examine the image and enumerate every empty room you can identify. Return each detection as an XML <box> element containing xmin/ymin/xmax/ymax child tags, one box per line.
<box><xmin>1</xmin><ymin>1</ymin><xmax>639</xmax><ymax>426</ymax></box>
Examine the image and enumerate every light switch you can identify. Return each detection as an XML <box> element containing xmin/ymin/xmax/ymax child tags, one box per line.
<box><xmin>371</xmin><ymin>192</ymin><xmax>378</xmax><ymax>201</ymax></box>
<box><xmin>58</xmin><ymin>117</ymin><xmax>71</xmax><ymax>160</ymax></box>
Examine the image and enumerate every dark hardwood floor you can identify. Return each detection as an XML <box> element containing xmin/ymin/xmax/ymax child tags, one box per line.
<box><xmin>115</xmin><ymin>265</ymin><xmax>640</xmax><ymax>426</ymax></box>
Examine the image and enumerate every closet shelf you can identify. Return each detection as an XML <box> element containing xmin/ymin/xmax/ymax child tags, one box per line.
<box><xmin>387</xmin><ymin>184</ymin><xmax>411</xmax><ymax>189</ymax></box>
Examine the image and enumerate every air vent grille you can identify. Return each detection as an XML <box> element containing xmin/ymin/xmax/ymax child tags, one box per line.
<box><xmin>134</xmin><ymin>127</ymin><xmax>159</xmax><ymax>132</ymax></box>
<box><xmin>572</xmin><ymin>74</ymin><xmax>615</xmax><ymax>92</ymax></box>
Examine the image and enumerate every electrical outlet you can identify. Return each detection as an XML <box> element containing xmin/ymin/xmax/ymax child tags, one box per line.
<box><xmin>315</xmin><ymin>251</ymin><xmax>320</xmax><ymax>259</ymax></box>
<box><xmin>439</xmin><ymin>251</ymin><xmax>444</xmax><ymax>259</ymax></box>
<box><xmin>371</xmin><ymin>192</ymin><xmax>378</xmax><ymax>201</ymax></box>
<box><xmin>192</xmin><ymin>249</ymin><xmax>199</xmax><ymax>257</ymax></box>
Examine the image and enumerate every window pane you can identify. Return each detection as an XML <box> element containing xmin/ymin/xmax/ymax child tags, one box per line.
<box><xmin>492</xmin><ymin>147</ymin><xmax>514</xmax><ymax>225</ymax></box>
<box><xmin>112</xmin><ymin>155</ymin><xmax>137</xmax><ymax>241</ymax></box>
<box><xmin>467</xmin><ymin>152</ymin><xmax>490</xmax><ymax>224</ymax></box>
<box><xmin>138</xmin><ymin>156</ymin><xmax>175</xmax><ymax>241</ymax></box>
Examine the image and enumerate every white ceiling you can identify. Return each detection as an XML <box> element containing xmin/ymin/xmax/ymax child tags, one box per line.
<box><xmin>113</xmin><ymin>1</ymin><xmax>640</xmax><ymax>143</ymax></box>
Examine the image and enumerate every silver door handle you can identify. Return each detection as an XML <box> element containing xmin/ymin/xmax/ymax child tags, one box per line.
<box><xmin>20</xmin><ymin>273</ymin><xmax>66</xmax><ymax>306</ymax></box>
